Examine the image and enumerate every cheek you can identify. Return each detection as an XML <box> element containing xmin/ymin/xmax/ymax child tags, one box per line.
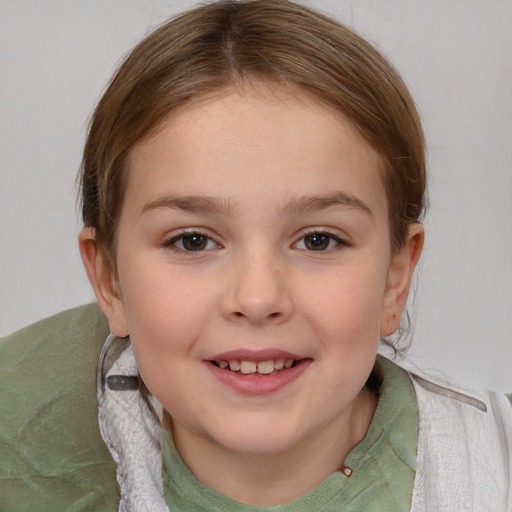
<box><xmin>299</xmin><ymin>263</ymin><xmax>387</xmax><ymax>344</ymax></box>
<box><xmin>116</xmin><ymin>256</ymin><xmax>219</xmax><ymax>372</ymax></box>
<box><xmin>120</xmin><ymin>248</ymin><xmax>208</xmax><ymax>324</ymax></box>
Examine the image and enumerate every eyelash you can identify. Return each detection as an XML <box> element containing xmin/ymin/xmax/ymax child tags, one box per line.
<box><xmin>163</xmin><ymin>229</ymin><xmax>348</xmax><ymax>253</ymax></box>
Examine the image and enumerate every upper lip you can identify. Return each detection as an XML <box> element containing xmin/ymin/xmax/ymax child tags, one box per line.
<box><xmin>208</xmin><ymin>348</ymin><xmax>306</xmax><ymax>362</ymax></box>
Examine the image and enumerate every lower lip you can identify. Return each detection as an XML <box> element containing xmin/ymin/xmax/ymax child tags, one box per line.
<box><xmin>205</xmin><ymin>359</ymin><xmax>311</xmax><ymax>395</ymax></box>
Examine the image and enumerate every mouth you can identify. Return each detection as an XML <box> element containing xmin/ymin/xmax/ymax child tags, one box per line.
<box><xmin>209</xmin><ymin>358</ymin><xmax>300</xmax><ymax>376</ymax></box>
<box><xmin>205</xmin><ymin>350</ymin><xmax>311</xmax><ymax>394</ymax></box>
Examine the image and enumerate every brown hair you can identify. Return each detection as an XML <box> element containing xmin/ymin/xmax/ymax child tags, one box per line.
<box><xmin>80</xmin><ymin>0</ymin><xmax>426</xmax><ymax>274</ymax></box>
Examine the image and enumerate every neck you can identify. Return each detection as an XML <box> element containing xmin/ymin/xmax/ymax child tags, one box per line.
<box><xmin>168</xmin><ymin>388</ymin><xmax>377</xmax><ymax>506</ymax></box>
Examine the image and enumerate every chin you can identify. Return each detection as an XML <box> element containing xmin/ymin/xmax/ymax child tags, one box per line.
<box><xmin>209</xmin><ymin>418</ymin><xmax>308</xmax><ymax>457</ymax></box>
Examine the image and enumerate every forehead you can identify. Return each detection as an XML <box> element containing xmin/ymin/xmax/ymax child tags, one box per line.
<box><xmin>124</xmin><ymin>86</ymin><xmax>387</xmax><ymax>218</ymax></box>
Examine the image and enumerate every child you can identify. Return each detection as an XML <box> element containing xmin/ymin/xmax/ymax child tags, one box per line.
<box><xmin>1</xmin><ymin>1</ymin><xmax>511</xmax><ymax>511</ymax></box>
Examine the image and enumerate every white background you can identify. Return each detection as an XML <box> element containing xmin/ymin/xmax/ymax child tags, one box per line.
<box><xmin>1</xmin><ymin>0</ymin><xmax>511</xmax><ymax>390</ymax></box>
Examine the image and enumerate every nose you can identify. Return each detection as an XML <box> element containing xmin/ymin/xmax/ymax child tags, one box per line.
<box><xmin>221</xmin><ymin>251</ymin><xmax>294</xmax><ymax>326</ymax></box>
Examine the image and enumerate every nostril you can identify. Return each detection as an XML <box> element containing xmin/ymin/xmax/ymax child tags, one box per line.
<box><xmin>231</xmin><ymin>311</ymin><xmax>281</xmax><ymax>320</ymax></box>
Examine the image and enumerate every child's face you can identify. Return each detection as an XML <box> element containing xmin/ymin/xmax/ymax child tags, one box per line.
<box><xmin>94</xmin><ymin>86</ymin><xmax>418</xmax><ymax>457</ymax></box>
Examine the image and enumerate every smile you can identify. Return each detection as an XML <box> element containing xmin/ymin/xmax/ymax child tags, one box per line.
<box><xmin>205</xmin><ymin>353</ymin><xmax>311</xmax><ymax>395</ymax></box>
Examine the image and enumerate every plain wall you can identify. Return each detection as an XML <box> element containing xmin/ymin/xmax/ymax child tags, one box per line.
<box><xmin>1</xmin><ymin>0</ymin><xmax>511</xmax><ymax>390</ymax></box>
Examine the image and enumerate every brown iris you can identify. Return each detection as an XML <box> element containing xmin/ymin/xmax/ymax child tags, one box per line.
<box><xmin>304</xmin><ymin>233</ymin><xmax>330</xmax><ymax>251</ymax></box>
<box><xmin>182</xmin><ymin>233</ymin><xmax>208</xmax><ymax>251</ymax></box>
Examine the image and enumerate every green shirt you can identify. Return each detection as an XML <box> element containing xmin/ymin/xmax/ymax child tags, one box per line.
<box><xmin>1</xmin><ymin>305</ymin><xmax>417</xmax><ymax>511</ymax></box>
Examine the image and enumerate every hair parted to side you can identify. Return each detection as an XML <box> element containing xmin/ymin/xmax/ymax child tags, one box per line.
<box><xmin>79</xmin><ymin>0</ymin><xmax>426</xmax><ymax>319</ymax></box>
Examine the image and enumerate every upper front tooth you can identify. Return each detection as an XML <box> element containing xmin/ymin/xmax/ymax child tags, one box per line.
<box><xmin>274</xmin><ymin>359</ymin><xmax>285</xmax><ymax>370</ymax></box>
<box><xmin>257</xmin><ymin>360</ymin><xmax>275</xmax><ymax>374</ymax></box>
<box><xmin>240</xmin><ymin>360</ymin><xmax>257</xmax><ymax>374</ymax></box>
<box><xmin>229</xmin><ymin>360</ymin><xmax>240</xmax><ymax>371</ymax></box>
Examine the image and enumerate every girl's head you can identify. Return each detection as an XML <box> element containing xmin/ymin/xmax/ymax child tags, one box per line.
<box><xmin>79</xmin><ymin>0</ymin><xmax>425</xmax><ymax>469</ymax></box>
<box><xmin>80</xmin><ymin>0</ymin><xmax>426</xmax><ymax>274</ymax></box>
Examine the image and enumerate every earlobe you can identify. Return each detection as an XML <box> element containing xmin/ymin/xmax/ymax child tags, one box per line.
<box><xmin>380</xmin><ymin>224</ymin><xmax>424</xmax><ymax>337</ymax></box>
<box><xmin>78</xmin><ymin>228</ymin><xmax>129</xmax><ymax>338</ymax></box>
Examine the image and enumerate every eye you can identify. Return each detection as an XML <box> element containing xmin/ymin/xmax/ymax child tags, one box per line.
<box><xmin>166</xmin><ymin>232</ymin><xmax>219</xmax><ymax>252</ymax></box>
<box><xmin>294</xmin><ymin>231</ymin><xmax>347</xmax><ymax>251</ymax></box>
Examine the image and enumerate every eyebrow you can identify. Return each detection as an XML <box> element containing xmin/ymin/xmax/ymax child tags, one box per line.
<box><xmin>141</xmin><ymin>191</ymin><xmax>372</xmax><ymax>217</ymax></box>
<box><xmin>280</xmin><ymin>191</ymin><xmax>373</xmax><ymax>217</ymax></box>
<box><xmin>141</xmin><ymin>195</ymin><xmax>237</xmax><ymax>216</ymax></box>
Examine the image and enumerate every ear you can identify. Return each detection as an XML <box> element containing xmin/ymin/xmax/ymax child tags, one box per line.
<box><xmin>78</xmin><ymin>228</ymin><xmax>129</xmax><ymax>338</ymax></box>
<box><xmin>380</xmin><ymin>224</ymin><xmax>424</xmax><ymax>337</ymax></box>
